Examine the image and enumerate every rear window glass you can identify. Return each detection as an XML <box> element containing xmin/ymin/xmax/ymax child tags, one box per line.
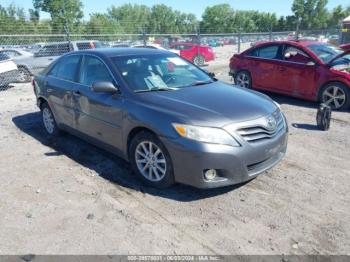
<box><xmin>56</xmin><ymin>55</ymin><xmax>80</xmax><ymax>82</ymax></box>
<box><xmin>249</xmin><ymin>45</ymin><xmax>279</xmax><ymax>59</ymax></box>
<box><xmin>76</xmin><ymin>41</ymin><xmax>102</xmax><ymax>50</ymax></box>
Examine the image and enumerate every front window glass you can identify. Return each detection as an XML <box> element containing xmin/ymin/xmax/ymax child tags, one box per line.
<box><xmin>79</xmin><ymin>56</ymin><xmax>113</xmax><ymax>86</ymax></box>
<box><xmin>112</xmin><ymin>55</ymin><xmax>214</xmax><ymax>92</ymax></box>
<box><xmin>283</xmin><ymin>46</ymin><xmax>312</xmax><ymax>64</ymax></box>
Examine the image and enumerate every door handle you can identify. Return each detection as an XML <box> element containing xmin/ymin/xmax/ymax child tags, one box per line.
<box><xmin>47</xmin><ymin>88</ymin><xmax>53</xmax><ymax>93</ymax></box>
<box><xmin>279</xmin><ymin>67</ymin><xmax>286</xmax><ymax>72</ymax></box>
<box><xmin>73</xmin><ymin>90</ymin><xmax>81</xmax><ymax>96</ymax></box>
<box><xmin>48</xmin><ymin>58</ymin><xmax>54</xmax><ymax>61</ymax></box>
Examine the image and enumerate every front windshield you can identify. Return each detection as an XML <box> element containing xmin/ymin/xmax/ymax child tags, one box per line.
<box><xmin>308</xmin><ymin>44</ymin><xmax>346</xmax><ymax>64</ymax></box>
<box><xmin>112</xmin><ymin>54</ymin><xmax>214</xmax><ymax>92</ymax></box>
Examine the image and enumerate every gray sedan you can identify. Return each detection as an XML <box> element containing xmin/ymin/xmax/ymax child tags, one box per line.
<box><xmin>33</xmin><ymin>48</ymin><xmax>288</xmax><ymax>189</ymax></box>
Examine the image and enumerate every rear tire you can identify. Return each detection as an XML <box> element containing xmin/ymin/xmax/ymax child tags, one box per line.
<box><xmin>193</xmin><ymin>55</ymin><xmax>205</xmax><ymax>66</ymax></box>
<box><xmin>235</xmin><ymin>71</ymin><xmax>252</xmax><ymax>89</ymax></box>
<box><xmin>41</xmin><ymin>102</ymin><xmax>60</xmax><ymax>137</ymax></box>
<box><xmin>129</xmin><ymin>131</ymin><xmax>175</xmax><ymax>189</ymax></box>
<box><xmin>320</xmin><ymin>82</ymin><xmax>350</xmax><ymax>110</ymax></box>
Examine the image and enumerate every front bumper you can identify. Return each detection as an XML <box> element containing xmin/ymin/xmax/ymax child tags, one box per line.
<box><xmin>0</xmin><ymin>69</ymin><xmax>19</xmax><ymax>86</ymax></box>
<box><xmin>161</xmin><ymin>122</ymin><xmax>288</xmax><ymax>189</ymax></box>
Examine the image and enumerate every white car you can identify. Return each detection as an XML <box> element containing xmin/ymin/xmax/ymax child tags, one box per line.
<box><xmin>0</xmin><ymin>53</ymin><xmax>19</xmax><ymax>87</ymax></box>
<box><xmin>132</xmin><ymin>43</ymin><xmax>180</xmax><ymax>55</ymax></box>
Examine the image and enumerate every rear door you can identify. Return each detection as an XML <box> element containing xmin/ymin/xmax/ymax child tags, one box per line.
<box><xmin>245</xmin><ymin>44</ymin><xmax>282</xmax><ymax>90</ymax></box>
<box><xmin>73</xmin><ymin>55</ymin><xmax>124</xmax><ymax>150</ymax></box>
<box><xmin>274</xmin><ymin>45</ymin><xmax>316</xmax><ymax>97</ymax></box>
<box><xmin>44</xmin><ymin>54</ymin><xmax>82</xmax><ymax>128</ymax></box>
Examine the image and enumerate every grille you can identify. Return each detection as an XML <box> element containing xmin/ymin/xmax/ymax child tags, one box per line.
<box><xmin>236</xmin><ymin>111</ymin><xmax>285</xmax><ymax>143</ymax></box>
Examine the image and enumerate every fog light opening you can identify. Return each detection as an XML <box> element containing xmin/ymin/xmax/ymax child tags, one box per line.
<box><xmin>204</xmin><ymin>169</ymin><xmax>217</xmax><ymax>181</ymax></box>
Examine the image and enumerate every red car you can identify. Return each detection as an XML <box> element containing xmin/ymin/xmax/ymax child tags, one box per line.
<box><xmin>169</xmin><ymin>42</ymin><xmax>215</xmax><ymax>66</ymax></box>
<box><xmin>229</xmin><ymin>40</ymin><xmax>350</xmax><ymax>110</ymax></box>
<box><xmin>340</xmin><ymin>43</ymin><xmax>350</xmax><ymax>50</ymax></box>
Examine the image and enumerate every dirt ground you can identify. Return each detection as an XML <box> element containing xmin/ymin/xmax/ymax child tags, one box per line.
<box><xmin>0</xmin><ymin>46</ymin><xmax>350</xmax><ymax>255</ymax></box>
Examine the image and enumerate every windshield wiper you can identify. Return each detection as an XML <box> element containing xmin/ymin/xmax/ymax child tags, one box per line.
<box><xmin>191</xmin><ymin>80</ymin><xmax>214</xmax><ymax>86</ymax></box>
<box><xmin>134</xmin><ymin>87</ymin><xmax>177</xmax><ymax>93</ymax></box>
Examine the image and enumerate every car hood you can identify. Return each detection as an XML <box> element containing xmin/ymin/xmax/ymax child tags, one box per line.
<box><xmin>327</xmin><ymin>49</ymin><xmax>350</xmax><ymax>65</ymax></box>
<box><xmin>136</xmin><ymin>81</ymin><xmax>278</xmax><ymax>127</ymax></box>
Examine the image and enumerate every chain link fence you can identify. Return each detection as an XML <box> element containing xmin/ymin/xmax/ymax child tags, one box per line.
<box><xmin>0</xmin><ymin>28</ymin><xmax>344</xmax><ymax>91</ymax></box>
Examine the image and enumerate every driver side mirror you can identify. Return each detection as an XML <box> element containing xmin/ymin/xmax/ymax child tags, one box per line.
<box><xmin>91</xmin><ymin>81</ymin><xmax>119</xmax><ymax>94</ymax></box>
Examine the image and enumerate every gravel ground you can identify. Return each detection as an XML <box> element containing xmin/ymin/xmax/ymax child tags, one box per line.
<box><xmin>0</xmin><ymin>47</ymin><xmax>349</xmax><ymax>255</ymax></box>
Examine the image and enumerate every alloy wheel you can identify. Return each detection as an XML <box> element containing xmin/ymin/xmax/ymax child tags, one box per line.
<box><xmin>135</xmin><ymin>141</ymin><xmax>167</xmax><ymax>182</ymax></box>
<box><xmin>236</xmin><ymin>72</ymin><xmax>250</xmax><ymax>88</ymax></box>
<box><xmin>322</xmin><ymin>86</ymin><xmax>346</xmax><ymax>109</ymax></box>
<box><xmin>42</xmin><ymin>107</ymin><xmax>55</xmax><ymax>134</ymax></box>
<box><xmin>193</xmin><ymin>56</ymin><xmax>204</xmax><ymax>66</ymax></box>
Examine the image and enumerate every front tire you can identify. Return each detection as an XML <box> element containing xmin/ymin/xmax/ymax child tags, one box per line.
<box><xmin>41</xmin><ymin>102</ymin><xmax>60</xmax><ymax>137</ymax></box>
<box><xmin>129</xmin><ymin>131</ymin><xmax>175</xmax><ymax>188</ymax></box>
<box><xmin>320</xmin><ymin>82</ymin><xmax>350</xmax><ymax>110</ymax></box>
<box><xmin>235</xmin><ymin>71</ymin><xmax>252</xmax><ymax>88</ymax></box>
<box><xmin>17</xmin><ymin>67</ymin><xmax>32</xmax><ymax>83</ymax></box>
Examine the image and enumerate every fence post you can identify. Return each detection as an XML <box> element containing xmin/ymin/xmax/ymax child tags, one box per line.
<box><xmin>238</xmin><ymin>30</ymin><xmax>241</xmax><ymax>54</ymax></box>
<box><xmin>142</xmin><ymin>28</ymin><xmax>147</xmax><ymax>47</ymax></box>
<box><xmin>269</xmin><ymin>23</ymin><xmax>273</xmax><ymax>41</ymax></box>
<box><xmin>197</xmin><ymin>23</ymin><xmax>201</xmax><ymax>62</ymax></box>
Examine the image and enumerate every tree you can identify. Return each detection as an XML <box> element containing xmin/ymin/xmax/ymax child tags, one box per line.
<box><xmin>33</xmin><ymin>0</ymin><xmax>83</xmax><ymax>33</ymax></box>
<box><xmin>328</xmin><ymin>5</ymin><xmax>350</xmax><ymax>28</ymax></box>
<box><xmin>85</xmin><ymin>13</ymin><xmax>124</xmax><ymax>34</ymax></box>
<box><xmin>292</xmin><ymin>0</ymin><xmax>329</xmax><ymax>30</ymax></box>
<box><xmin>107</xmin><ymin>4</ymin><xmax>151</xmax><ymax>34</ymax></box>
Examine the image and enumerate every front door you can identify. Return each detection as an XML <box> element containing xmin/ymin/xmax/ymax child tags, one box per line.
<box><xmin>73</xmin><ymin>55</ymin><xmax>124</xmax><ymax>151</ymax></box>
<box><xmin>247</xmin><ymin>44</ymin><xmax>282</xmax><ymax>90</ymax></box>
<box><xmin>274</xmin><ymin>45</ymin><xmax>316</xmax><ymax>97</ymax></box>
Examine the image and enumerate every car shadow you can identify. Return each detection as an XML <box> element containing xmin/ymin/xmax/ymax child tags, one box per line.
<box><xmin>291</xmin><ymin>123</ymin><xmax>320</xmax><ymax>131</ymax></box>
<box><xmin>12</xmin><ymin>112</ymin><xmax>245</xmax><ymax>202</ymax></box>
<box><xmin>263</xmin><ymin>92</ymin><xmax>320</xmax><ymax>109</ymax></box>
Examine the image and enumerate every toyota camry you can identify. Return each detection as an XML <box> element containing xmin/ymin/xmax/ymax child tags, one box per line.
<box><xmin>33</xmin><ymin>48</ymin><xmax>288</xmax><ymax>189</ymax></box>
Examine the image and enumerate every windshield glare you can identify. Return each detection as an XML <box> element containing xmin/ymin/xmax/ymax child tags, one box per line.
<box><xmin>112</xmin><ymin>55</ymin><xmax>213</xmax><ymax>92</ymax></box>
<box><xmin>308</xmin><ymin>44</ymin><xmax>348</xmax><ymax>64</ymax></box>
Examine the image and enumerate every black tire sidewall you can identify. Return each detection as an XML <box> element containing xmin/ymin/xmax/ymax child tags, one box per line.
<box><xmin>41</xmin><ymin>103</ymin><xmax>60</xmax><ymax>137</ymax></box>
<box><xmin>320</xmin><ymin>83</ymin><xmax>350</xmax><ymax>111</ymax></box>
<box><xmin>129</xmin><ymin>131</ymin><xmax>175</xmax><ymax>189</ymax></box>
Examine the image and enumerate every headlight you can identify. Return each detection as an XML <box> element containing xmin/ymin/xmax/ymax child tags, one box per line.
<box><xmin>172</xmin><ymin>123</ymin><xmax>240</xmax><ymax>147</ymax></box>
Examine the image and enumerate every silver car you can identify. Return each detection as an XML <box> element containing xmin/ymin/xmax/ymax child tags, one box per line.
<box><xmin>15</xmin><ymin>41</ymin><xmax>103</xmax><ymax>82</ymax></box>
<box><xmin>34</xmin><ymin>48</ymin><xmax>288</xmax><ymax>189</ymax></box>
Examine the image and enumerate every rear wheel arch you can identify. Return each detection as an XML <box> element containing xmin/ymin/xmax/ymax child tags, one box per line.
<box><xmin>17</xmin><ymin>65</ymin><xmax>32</xmax><ymax>75</ymax></box>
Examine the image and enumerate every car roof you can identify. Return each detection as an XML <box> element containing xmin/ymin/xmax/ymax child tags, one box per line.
<box><xmin>254</xmin><ymin>40</ymin><xmax>325</xmax><ymax>48</ymax></box>
<box><xmin>41</xmin><ymin>40</ymin><xmax>101</xmax><ymax>46</ymax></box>
<box><xmin>71</xmin><ymin>47</ymin><xmax>172</xmax><ymax>57</ymax></box>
